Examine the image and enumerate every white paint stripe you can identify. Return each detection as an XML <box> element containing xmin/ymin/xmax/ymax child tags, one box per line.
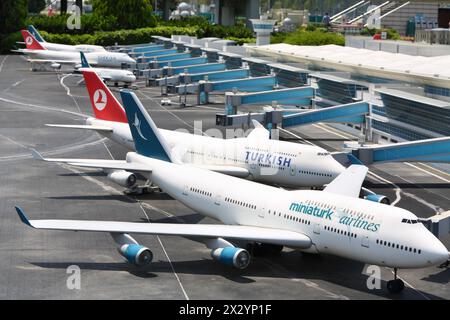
<box><xmin>279</xmin><ymin>127</ymin><xmax>316</xmax><ymax>146</ymax></box>
<box><xmin>418</xmin><ymin>163</ymin><xmax>450</xmax><ymax>178</ymax></box>
<box><xmin>0</xmin><ymin>55</ymin><xmax>8</xmax><ymax>73</ymax></box>
<box><xmin>136</xmin><ymin>202</ymin><xmax>189</xmax><ymax>300</ymax></box>
<box><xmin>0</xmin><ymin>133</ymin><xmax>28</xmax><ymax>149</ymax></box>
<box><xmin>367</xmin><ymin>171</ymin><xmax>402</xmax><ymax>206</ymax></box>
<box><xmin>312</xmin><ymin>123</ymin><xmax>355</xmax><ymax>139</ymax></box>
<box><xmin>59</xmin><ymin>74</ymin><xmax>82</xmax><ymax>114</ymax></box>
<box><xmin>404</xmin><ymin>163</ymin><xmax>450</xmax><ymax>183</ymax></box>
<box><xmin>0</xmin><ymin>96</ymin><xmax>87</xmax><ymax>118</ymax></box>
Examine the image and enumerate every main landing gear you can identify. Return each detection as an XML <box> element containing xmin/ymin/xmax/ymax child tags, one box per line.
<box><xmin>387</xmin><ymin>268</ymin><xmax>405</xmax><ymax>294</ymax></box>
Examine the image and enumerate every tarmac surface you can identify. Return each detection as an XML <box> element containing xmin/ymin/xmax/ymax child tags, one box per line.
<box><xmin>0</xmin><ymin>54</ymin><xmax>449</xmax><ymax>299</ymax></box>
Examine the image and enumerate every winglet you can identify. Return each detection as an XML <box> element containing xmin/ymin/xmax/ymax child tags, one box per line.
<box><xmin>14</xmin><ymin>206</ymin><xmax>33</xmax><ymax>227</ymax></box>
<box><xmin>28</xmin><ymin>25</ymin><xmax>45</xmax><ymax>42</ymax></box>
<box><xmin>80</xmin><ymin>52</ymin><xmax>90</xmax><ymax>68</ymax></box>
<box><xmin>120</xmin><ymin>90</ymin><xmax>173</xmax><ymax>163</ymax></box>
<box><xmin>30</xmin><ymin>148</ymin><xmax>45</xmax><ymax>161</ymax></box>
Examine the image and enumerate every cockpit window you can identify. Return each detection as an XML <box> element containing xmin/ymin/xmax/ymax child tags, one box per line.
<box><xmin>401</xmin><ymin>218</ymin><xmax>419</xmax><ymax>224</ymax></box>
<box><xmin>317</xmin><ymin>152</ymin><xmax>330</xmax><ymax>156</ymax></box>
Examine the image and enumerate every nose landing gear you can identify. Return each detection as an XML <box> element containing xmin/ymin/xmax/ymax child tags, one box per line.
<box><xmin>387</xmin><ymin>268</ymin><xmax>405</xmax><ymax>294</ymax></box>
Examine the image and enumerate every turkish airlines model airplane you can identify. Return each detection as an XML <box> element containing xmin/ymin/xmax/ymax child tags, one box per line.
<box><xmin>45</xmin><ymin>71</ymin><xmax>355</xmax><ymax>192</ymax></box>
<box><xmin>14</xmin><ymin>30</ymin><xmax>136</xmax><ymax>69</ymax></box>
<box><xmin>26</xmin><ymin>25</ymin><xmax>106</xmax><ymax>52</ymax></box>
<box><xmin>76</xmin><ymin>52</ymin><xmax>136</xmax><ymax>85</ymax></box>
<box><xmin>19</xmin><ymin>90</ymin><xmax>449</xmax><ymax>294</ymax></box>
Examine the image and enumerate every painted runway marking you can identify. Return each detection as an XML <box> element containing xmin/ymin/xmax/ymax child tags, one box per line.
<box><xmin>137</xmin><ymin>202</ymin><xmax>189</xmax><ymax>300</ymax></box>
<box><xmin>59</xmin><ymin>74</ymin><xmax>82</xmax><ymax>114</ymax></box>
<box><xmin>404</xmin><ymin>163</ymin><xmax>450</xmax><ymax>183</ymax></box>
<box><xmin>0</xmin><ymin>55</ymin><xmax>8</xmax><ymax>73</ymax></box>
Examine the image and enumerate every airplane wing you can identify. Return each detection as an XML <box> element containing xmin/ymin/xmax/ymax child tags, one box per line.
<box><xmin>247</xmin><ymin>120</ymin><xmax>270</xmax><ymax>140</ymax></box>
<box><xmin>31</xmin><ymin>149</ymin><xmax>151</xmax><ymax>172</ymax></box>
<box><xmin>45</xmin><ymin>124</ymin><xmax>113</xmax><ymax>132</ymax></box>
<box><xmin>192</xmin><ymin>164</ymin><xmax>249</xmax><ymax>178</ymax></box>
<box><xmin>15</xmin><ymin>207</ymin><xmax>311</xmax><ymax>248</ymax></box>
<box><xmin>323</xmin><ymin>164</ymin><xmax>368</xmax><ymax>198</ymax></box>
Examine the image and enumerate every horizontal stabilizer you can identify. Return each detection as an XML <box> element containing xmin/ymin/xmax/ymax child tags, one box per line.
<box><xmin>323</xmin><ymin>164</ymin><xmax>368</xmax><ymax>198</ymax></box>
<box><xmin>45</xmin><ymin>124</ymin><xmax>113</xmax><ymax>132</ymax></box>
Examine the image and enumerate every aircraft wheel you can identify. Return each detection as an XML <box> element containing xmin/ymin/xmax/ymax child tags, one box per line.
<box><xmin>387</xmin><ymin>279</ymin><xmax>404</xmax><ymax>294</ymax></box>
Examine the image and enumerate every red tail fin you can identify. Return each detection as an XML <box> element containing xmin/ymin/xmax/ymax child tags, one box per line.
<box><xmin>82</xmin><ymin>70</ymin><xmax>128</xmax><ymax>123</ymax></box>
<box><xmin>21</xmin><ymin>30</ymin><xmax>45</xmax><ymax>50</ymax></box>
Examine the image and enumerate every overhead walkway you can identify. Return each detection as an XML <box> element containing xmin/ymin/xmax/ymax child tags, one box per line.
<box><xmin>216</xmin><ymin>101</ymin><xmax>369</xmax><ymax>129</ymax></box>
<box><xmin>223</xmin><ymin>87</ymin><xmax>315</xmax><ymax>115</ymax></box>
<box><xmin>351</xmin><ymin>137</ymin><xmax>450</xmax><ymax>165</ymax></box>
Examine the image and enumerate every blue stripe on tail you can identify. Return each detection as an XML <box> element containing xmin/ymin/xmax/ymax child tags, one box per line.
<box><xmin>80</xmin><ymin>52</ymin><xmax>90</xmax><ymax>68</ymax></box>
<box><xmin>120</xmin><ymin>90</ymin><xmax>172</xmax><ymax>162</ymax></box>
<box><xmin>28</xmin><ymin>25</ymin><xmax>45</xmax><ymax>42</ymax></box>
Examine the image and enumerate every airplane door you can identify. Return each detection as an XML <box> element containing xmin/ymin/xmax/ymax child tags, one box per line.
<box><xmin>258</xmin><ymin>204</ymin><xmax>265</xmax><ymax>218</ymax></box>
<box><xmin>182</xmin><ymin>184</ymin><xmax>189</xmax><ymax>196</ymax></box>
<box><xmin>214</xmin><ymin>194</ymin><xmax>221</xmax><ymax>206</ymax></box>
<box><xmin>313</xmin><ymin>223</ymin><xmax>320</xmax><ymax>234</ymax></box>
<box><xmin>290</xmin><ymin>164</ymin><xmax>296</xmax><ymax>176</ymax></box>
<box><xmin>361</xmin><ymin>236</ymin><xmax>370</xmax><ymax>248</ymax></box>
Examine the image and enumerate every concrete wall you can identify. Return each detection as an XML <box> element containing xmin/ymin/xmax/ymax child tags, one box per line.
<box><xmin>381</xmin><ymin>2</ymin><xmax>438</xmax><ymax>35</ymax></box>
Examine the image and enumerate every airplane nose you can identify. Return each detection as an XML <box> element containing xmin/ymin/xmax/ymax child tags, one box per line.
<box><xmin>428</xmin><ymin>239</ymin><xmax>449</xmax><ymax>265</ymax></box>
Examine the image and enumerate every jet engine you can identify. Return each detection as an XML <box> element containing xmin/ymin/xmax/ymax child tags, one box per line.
<box><xmin>361</xmin><ymin>187</ymin><xmax>390</xmax><ymax>205</ymax></box>
<box><xmin>211</xmin><ymin>247</ymin><xmax>251</xmax><ymax>269</ymax></box>
<box><xmin>364</xmin><ymin>194</ymin><xmax>390</xmax><ymax>205</ymax></box>
<box><xmin>107</xmin><ymin>170</ymin><xmax>137</xmax><ymax>188</ymax></box>
<box><xmin>118</xmin><ymin>243</ymin><xmax>153</xmax><ymax>266</ymax></box>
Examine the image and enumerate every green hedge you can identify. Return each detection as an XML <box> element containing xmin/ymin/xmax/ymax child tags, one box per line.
<box><xmin>271</xmin><ymin>28</ymin><xmax>345</xmax><ymax>46</ymax></box>
<box><xmin>40</xmin><ymin>26</ymin><xmax>200</xmax><ymax>47</ymax></box>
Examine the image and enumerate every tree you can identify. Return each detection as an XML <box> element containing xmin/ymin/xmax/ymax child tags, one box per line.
<box><xmin>0</xmin><ymin>0</ymin><xmax>27</xmax><ymax>35</ymax></box>
<box><xmin>61</xmin><ymin>0</ymin><xmax>67</xmax><ymax>14</ymax></box>
<box><xmin>92</xmin><ymin>0</ymin><xmax>155</xmax><ymax>29</ymax></box>
<box><xmin>28</xmin><ymin>0</ymin><xmax>46</xmax><ymax>13</ymax></box>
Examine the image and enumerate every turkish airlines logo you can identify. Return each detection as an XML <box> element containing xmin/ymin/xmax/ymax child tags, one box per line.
<box><xmin>93</xmin><ymin>89</ymin><xmax>107</xmax><ymax>111</ymax></box>
<box><xmin>26</xmin><ymin>36</ymin><xmax>33</xmax><ymax>46</ymax></box>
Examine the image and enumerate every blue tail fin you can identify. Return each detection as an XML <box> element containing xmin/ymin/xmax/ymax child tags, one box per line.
<box><xmin>347</xmin><ymin>153</ymin><xmax>363</xmax><ymax>165</ymax></box>
<box><xmin>120</xmin><ymin>90</ymin><xmax>172</xmax><ymax>162</ymax></box>
<box><xmin>80</xmin><ymin>52</ymin><xmax>90</xmax><ymax>68</ymax></box>
<box><xmin>28</xmin><ymin>25</ymin><xmax>45</xmax><ymax>42</ymax></box>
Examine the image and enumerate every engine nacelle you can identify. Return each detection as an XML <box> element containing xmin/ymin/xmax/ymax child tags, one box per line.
<box><xmin>107</xmin><ymin>170</ymin><xmax>137</xmax><ymax>188</ymax></box>
<box><xmin>364</xmin><ymin>194</ymin><xmax>391</xmax><ymax>205</ymax></box>
<box><xmin>118</xmin><ymin>244</ymin><xmax>153</xmax><ymax>266</ymax></box>
<box><xmin>211</xmin><ymin>247</ymin><xmax>250</xmax><ymax>269</ymax></box>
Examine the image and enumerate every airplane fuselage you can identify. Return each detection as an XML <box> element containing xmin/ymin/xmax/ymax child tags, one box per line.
<box><xmin>126</xmin><ymin>152</ymin><xmax>449</xmax><ymax>269</ymax></box>
<box><xmin>86</xmin><ymin>118</ymin><xmax>345</xmax><ymax>188</ymax></box>
<box><xmin>77</xmin><ymin>67</ymin><xmax>136</xmax><ymax>84</ymax></box>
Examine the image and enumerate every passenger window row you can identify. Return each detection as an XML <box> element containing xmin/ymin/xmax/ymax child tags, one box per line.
<box><xmin>190</xmin><ymin>187</ymin><xmax>212</xmax><ymax>197</ymax></box>
<box><xmin>270</xmin><ymin>210</ymin><xmax>311</xmax><ymax>225</ymax></box>
<box><xmin>324</xmin><ymin>225</ymin><xmax>357</xmax><ymax>238</ymax></box>
<box><xmin>376</xmin><ymin>239</ymin><xmax>422</xmax><ymax>254</ymax></box>
<box><xmin>225</xmin><ymin>197</ymin><xmax>256</xmax><ymax>210</ymax></box>
<box><xmin>299</xmin><ymin>170</ymin><xmax>332</xmax><ymax>177</ymax></box>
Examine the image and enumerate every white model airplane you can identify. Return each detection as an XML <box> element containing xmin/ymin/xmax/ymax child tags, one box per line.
<box><xmin>19</xmin><ymin>90</ymin><xmax>449</xmax><ymax>294</ymax></box>
<box><xmin>45</xmin><ymin>71</ymin><xmax>354</xmax><ymax>191</ymax></box>
<box><xmin>15</xmin><ymin>30</ymin><xmax>136</xmax><ymax>69</ymax></box>
<box><xmin>26</xmin><ymin>25</ymin><xmax>106</xmax><ymax>53</ymax></box>
<box><xmin>76</xmin><ymin>52</ymin><xmax>136</xmax><ymax>86</ymax></box>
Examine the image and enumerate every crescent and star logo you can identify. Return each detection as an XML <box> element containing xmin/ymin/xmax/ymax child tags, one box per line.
<box><xmin>93</xmin><ymin>89</ymin><xmax>107</xmax><ymax>111</ymax></box>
